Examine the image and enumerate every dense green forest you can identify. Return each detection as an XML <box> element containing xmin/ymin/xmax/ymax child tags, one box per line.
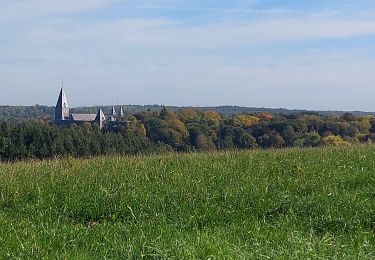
<box><xmin>1</xmin><ymin>107</ymin><xmax>375</xmax><ymax>161</ymax></box>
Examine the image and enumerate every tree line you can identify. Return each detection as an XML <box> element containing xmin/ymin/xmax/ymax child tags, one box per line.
<box><xmin>1</xmin><ymin>104</ymin><xmax>373</xmax><ymax>122</ymax></box>
<box><xmin>1</xmin><ymin>108</ymin><xmax>375</xmax><ymax>161</ymax></box>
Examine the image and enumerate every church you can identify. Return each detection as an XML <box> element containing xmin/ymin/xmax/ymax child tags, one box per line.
<box><xmin>55</xmin><ymin>88</ymin><xmax>125</xmax><ymax>129</ymax></box>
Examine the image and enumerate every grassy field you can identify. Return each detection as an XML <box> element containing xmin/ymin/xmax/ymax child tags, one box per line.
<box><xmin>0</xmin><ymin>147</ymin><xmax>374</xmax><ymax>259</ymax></box>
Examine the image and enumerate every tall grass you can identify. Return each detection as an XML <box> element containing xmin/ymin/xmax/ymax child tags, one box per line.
<box><xmin>0</xmin><ymin>146</ymin><xmax>374</xmax><ymax>259</ymax></box>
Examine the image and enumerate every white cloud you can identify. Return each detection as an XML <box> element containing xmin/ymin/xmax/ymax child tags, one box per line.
<box><xmin>0</xmin><ymin>0</ymin><xmax>114</xmax><ymax>24</ymax></box>
<box><xmin>136</xmin><ymin>4</ymin><xmax>292</xmax><ymax>15</ymax></box>
<box><xmin>31</xmin><ymin>15</ymin><xmax>375</xmax><ymax>49</ymax></box>
<box><xmin>7</xmin><ymin>13</ymin><xmax>375</xmax><ymax>63</ymax></box>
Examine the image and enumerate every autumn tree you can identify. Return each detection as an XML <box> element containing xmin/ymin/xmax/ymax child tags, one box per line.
<box><xmin>233</xmin><ymin>114</ymin><xmax>260</xmax><ymax>128</ymax></box>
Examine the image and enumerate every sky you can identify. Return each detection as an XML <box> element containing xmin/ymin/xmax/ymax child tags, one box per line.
<box><xmin>1</xmin><ymin>0</ymin><xmax>375</xmax><ymax>111</ymax></box>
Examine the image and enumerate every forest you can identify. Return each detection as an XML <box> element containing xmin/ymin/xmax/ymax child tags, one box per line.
<box><xmin>1</xmin><ymin>107</ymin><xmax>375</xmax><ymax>161</ymax></box>
<box><xmin>0</xmin><ymin>104</ymin><xmax>372</xmax><ymax>122</ymax></box>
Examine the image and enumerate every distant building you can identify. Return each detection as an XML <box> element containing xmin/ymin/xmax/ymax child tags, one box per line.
<box><xmin>55</xmin><ymin>88</ymin><xmax>125</xmax><ymax>129</ymax></box>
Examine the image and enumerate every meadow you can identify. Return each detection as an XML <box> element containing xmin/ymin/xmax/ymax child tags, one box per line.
<box><xmin>0</xmin><ymin>146</ymin><xmax>374</xmax><ymax>259</ymax></box>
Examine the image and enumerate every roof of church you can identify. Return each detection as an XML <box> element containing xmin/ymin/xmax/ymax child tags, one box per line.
<box><xmin>56</xmin><ymin>88</ymin><xmax>69</xmax><ymax>108</ymax></box>
<box><xmin>70</xmin><ymin>113</ymin><xmax>97</xmax><ymax>122</ymax></box>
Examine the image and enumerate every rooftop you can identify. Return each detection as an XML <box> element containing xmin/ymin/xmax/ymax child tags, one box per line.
<box><xmin>70</xmin><ymin>113</ymin><xmax>97</xmax><ymax>122</ymax></box>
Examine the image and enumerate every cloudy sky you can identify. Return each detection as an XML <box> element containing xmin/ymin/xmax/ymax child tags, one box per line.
<box><xmin>1</xmin><ymin>0</ymin><xmax>375</xmax><ymax>111</ymax></box>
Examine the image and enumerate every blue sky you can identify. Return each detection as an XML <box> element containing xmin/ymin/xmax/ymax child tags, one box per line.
<box><xmin>1</xmin><ymin>0</ymin><xmax>375</xmax><ymax>111</ymax></box>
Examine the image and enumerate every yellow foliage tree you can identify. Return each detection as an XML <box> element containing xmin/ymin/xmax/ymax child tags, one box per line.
<box><xmin>323</xmin><ymin>135</ymin><xmax>350</xmax><ymax>146</ymax></box>
<box><xmin>178</xmin><ymin>109</ymin><xmax>199</xmax><ymax>121</ymax></box>
<box><xmin>205</xmin><ymin>111</ymin><xmax>222</xmax><ymax>122</ymax></box>
<box><xmin>134</xmin><ymin>123</ymin><xmax>147</xmax><ymax>137</ymax></box>
<box><xmin>233</xmin><ymin>114</ymin><xmax>260</xmax><ymax>128</ymax></box>
<box><xmin>167</xmin><ymin>118</ymin><xmax>188</xmax><ymax>138</ymax></box>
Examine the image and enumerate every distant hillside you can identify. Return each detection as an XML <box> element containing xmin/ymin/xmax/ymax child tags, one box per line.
<box><xmin>0</xmin><ymin>104</ymin><xmax>373</xmax><ymax>121</ymax></box>
<box><xmin>0</xmin><ymin>105</ymin><xmax>54</xmax><ymax>121</ymax></box>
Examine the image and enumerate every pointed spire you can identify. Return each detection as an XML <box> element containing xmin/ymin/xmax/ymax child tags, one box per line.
<box><xmin>96</xmin><ymin>109</ymin><xmax>106</xmax><ymax>129</ymax></box>
<box><xmin>120</xmin><ymin>106</ymin><xmax>124</xmax><ymax>117</ymax></box>
<box><xmin>96</xmin><ymin>109</ymin><xmax>106</xmax><ymax>121</ymax></box>
<box><xmin>56</xmin><ymin>88</ymin><xmax>69</xmax><ymax>108</ymax></box>
<box><xmin>111</xmin><ymin>106</ymin><xmax>117</xmax><ymax>116</ymax></box>
<box><xmin>55</xmin><ymin>87</ymin><xmax>70</xmax><ymax>122</ymax></box>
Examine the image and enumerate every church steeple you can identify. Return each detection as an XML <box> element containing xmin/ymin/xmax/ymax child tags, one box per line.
<box><xmin>111</xmin><ymin>106</ymin><xmax>117</xmax><ymax>117</ymax></box>
<box><xmin>55</xmin><ymin>86</ymin><xmax>70</xmax><ymax>124</ymax></box>
<box><xmin>95</xmin><ymin>109</ymin><xmax>106</xmax><ymax>129</ymax></box>
<box><xmin>109</xmin><ymin>106</ymin><xmax>117</xmax><ymax>122</ymax></box>
<box><xmin>119</xmin><ymin>106</ymin><xmax>124</xmax><ymax>117</ymax></box>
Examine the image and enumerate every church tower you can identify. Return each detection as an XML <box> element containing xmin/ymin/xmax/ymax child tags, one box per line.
<box><xmin>119</xmin><ymin>106</ymin><xmax>124</xmax><ymax>117</ymax></box>
<box><xmin>110</xmin><ymin>106</ymin><xmax>117</xmax><ymax>122</ymax></box>
<box><xmin>55</xmin><ymin>87</ymin><xmax>70</xmax><ymax>124</ymax></box>
<box><xmin>95</xmin><ymin>109</ymin><xmax>106</xmax><ymax>129</ymax></box>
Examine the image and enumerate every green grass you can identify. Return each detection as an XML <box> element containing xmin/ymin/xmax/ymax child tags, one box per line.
<box><xmin>0</xmin><ymin>146</ymin><xmax>374</xmax><ymax>259</ymax></box>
